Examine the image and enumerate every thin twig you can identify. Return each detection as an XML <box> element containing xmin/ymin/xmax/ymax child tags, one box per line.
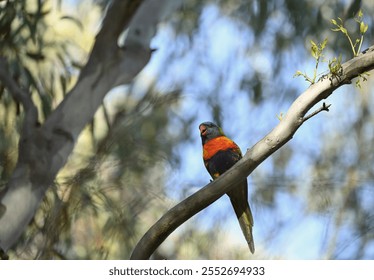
<box><xmin>0</xmin><ymin>58</ymin><xmax>31</xmax><ymax>110</ymax></box>
<box><xmin>0</xmin><ymin>57</ymin><xmax>38</xmax><ymax>130</ymax></box>
<box><xmin>302</xmin><ymin>102</ymin><xmax>331</xmax><ymax>123</ymax></box>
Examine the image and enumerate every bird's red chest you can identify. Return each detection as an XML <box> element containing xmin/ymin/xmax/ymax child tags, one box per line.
<box><xmin>202</xmin><ymin>136</ymin><xmax>240</xmax><ymax>161</ymax></box>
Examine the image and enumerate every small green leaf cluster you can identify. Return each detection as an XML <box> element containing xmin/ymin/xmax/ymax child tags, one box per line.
<box><xmin>328</xmin><ymin>55</ymin><xmax>342</xmax><ymax>77</ymax></box>
<box><xmin>331</xmin><ymin>10</ymin><xmax>368</xmax><ymax>57</ymax></box>
<box><xmin>293</xmin><ymin>38</ymin><xmax>327</xmax><ymax>84</ymax></box>
<box><xmin>295</xmin><ymin>10</ymin><xmax>369</xmax><ymax>88</ymax></box>
<box><xmin>355</xmin><ymin>72</ymin><xmax>370</xmax><ymax>89</ymax></box>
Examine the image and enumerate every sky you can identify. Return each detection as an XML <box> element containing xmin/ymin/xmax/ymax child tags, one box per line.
<box><xmin>145</xmin><ymin>5</ymin><xmax>300</xmax><ymax>258</ymax></box>
<box><xmin>132</xmin><ymin>2</ymin><xmax>374</xmax><ymax>259</ymax></box>
<box><xmin>2</xmin><ymin>0</ymin><xmax>372</xmax><ymax>261</ymax></box>
<box><xmin>53</xmin><ymin>0</ymin><xmax>374</xmax><ymax>259</ymax></box>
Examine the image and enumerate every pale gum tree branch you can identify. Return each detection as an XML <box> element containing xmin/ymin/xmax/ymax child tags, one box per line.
<box><xmin>0</xmin><ymin>0</ymin><xmax>183</xmax><ymax>252</ymax></box>
<box><xmin>130</xmin><ymin>45</ymin><xmax>374</xmax><ymax>259</ymax></box>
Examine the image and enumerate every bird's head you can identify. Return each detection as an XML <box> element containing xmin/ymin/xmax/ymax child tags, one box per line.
<box><xmin>199</xmin><ymin>121</ymin><xmax>225</xmax><ymax>144</ymax></box>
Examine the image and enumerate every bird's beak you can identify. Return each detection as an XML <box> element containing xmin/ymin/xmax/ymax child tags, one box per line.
<box><xmin>199</xmin><ymin>125</ymin><xmax>207</xmax><ymax>136</ymax></box>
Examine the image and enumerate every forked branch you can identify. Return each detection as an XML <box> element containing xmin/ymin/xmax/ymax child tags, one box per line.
<box><xmin>302</xmin><ymin>102</ymin><xmax>332</xmax><ymax>123</ymax></box>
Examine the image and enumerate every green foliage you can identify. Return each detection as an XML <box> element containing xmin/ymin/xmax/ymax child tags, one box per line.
<box><xmin>331</xmin><ymin>10</ymin><xmax>368</xmax><ymax>57</ymax></box>
<box><xmin>0</xmin><ymin>0</ymin><xmax>81</xmax><ymax>122</ymax></box>
<box><xmin>294</xmin><ymin>38</ymin><xmax>327</xmax><ymax>84</ymax></box>
<box><xmin>2</xmin><ymin>0</ymin><xmax>374</xmax><ymax>260</ymax></box>
<box><xmin>295</xmin><ymin>10</ymin><xmax>369</xmax><ymax>88</ymax></box>
<box><xmin>355</xmin><ymin>72</ymin><xmax>370</xmax><ymax>89</ymax></box>
<box><xmin>328</xmin><ymin>55</ymin><xmax>342</xmax><ymax>77</ymax></box>
<box><xmin>276</xmin><ymin>112</ymin><xmax>284</xmax><ymax>121</ymax></box>
<box><xmin>330</xmin><ymin>10</ymin><xmax>370</xmax><ymax>88</ymax></box>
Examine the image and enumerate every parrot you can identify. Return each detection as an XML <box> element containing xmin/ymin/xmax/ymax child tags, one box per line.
<box><xmin>199</xmin><ymin>121</ymin><xmax>255</xmax><ymax>254</ymax></box>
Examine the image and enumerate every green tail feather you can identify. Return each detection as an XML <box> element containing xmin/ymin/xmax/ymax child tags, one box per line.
<box><xmin>237</xmin><ymin>207</ymin><xmax>255</xmax><ymax>254</ymax></box>
<box><xmin>228</xmin><ymin>181</ymin><xmax>255</xmax><ymax>254</ymax></box>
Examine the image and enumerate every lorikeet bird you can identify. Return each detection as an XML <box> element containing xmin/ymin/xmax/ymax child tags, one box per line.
<box><xmin>199</xmin><ymin>121</ymin><xmax>255</xmax><ymax>254</ymax></box>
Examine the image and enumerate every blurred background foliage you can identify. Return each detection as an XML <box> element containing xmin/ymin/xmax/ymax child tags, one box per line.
<box><xmin>1</xmin><ymin>0</ymin><xmax>374</xmax><ymax>259</ymax></box>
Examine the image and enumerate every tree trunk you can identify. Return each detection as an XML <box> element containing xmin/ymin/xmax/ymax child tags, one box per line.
<box><xmin>0</xmin><ymin>0</ymin><xmax>182</xmax><ymax>252</ymax></box>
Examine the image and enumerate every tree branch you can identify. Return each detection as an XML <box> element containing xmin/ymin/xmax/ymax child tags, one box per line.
<box><xmin>302</xmin><ymin>102</ymin><xmax>331</xmax><ymax>123</ymax></box>
<box><xmin>130</xmin><ymin>45</ymin><xmax>374</xmax><ymax>259</ymax></box>
<box><xmin>0</xmin><ymin>57</ymin><xmax>38</xmax><ymax>134</ymax></box>
<box><xmin>0</xmin><ymin>0</ymin><xmax>142</xmax><ymax>253</ymax></box>
<box><xmin>0</xmin><ymin>0</ymin><xmax>183</xmax><ymax>251</ymax></box>
<box><xmin>0</xmin><ymin>58</ymin><xmax>32</xmax><ymax>110</ymax></box>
